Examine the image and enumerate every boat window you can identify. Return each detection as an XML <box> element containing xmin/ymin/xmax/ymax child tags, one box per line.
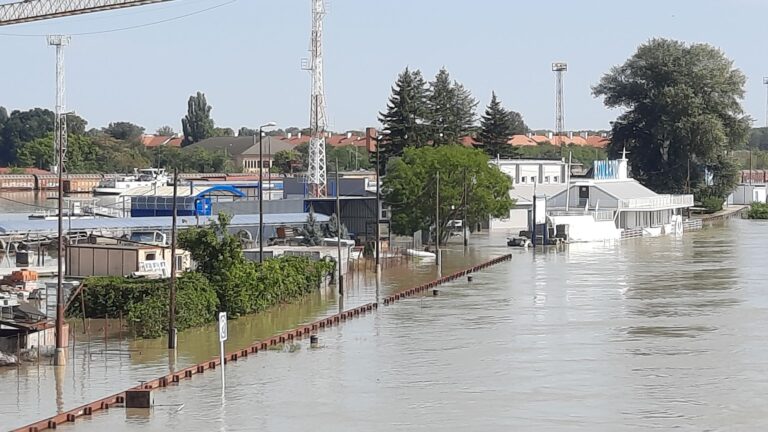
<box><xmin>146</xmin><ymin>253</ymin><xmax>157</xmax><ymax>261</ymax></box>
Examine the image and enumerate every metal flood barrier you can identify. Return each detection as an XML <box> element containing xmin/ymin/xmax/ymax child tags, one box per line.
<box><xmin>12</xmin><ymin>254</ymin><xmax>512</xmax><ymax>432</ymax></box>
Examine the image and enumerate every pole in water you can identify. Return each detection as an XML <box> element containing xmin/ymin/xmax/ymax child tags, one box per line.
<box><xmin>310</xmin><ymin>334</ymin><xmax>319</xmax><ymax>348</ymax></box>
<box><xmin>432</xmin><ymin>289</ymin><xmax>439</xmax><ymax>296</ymax></box>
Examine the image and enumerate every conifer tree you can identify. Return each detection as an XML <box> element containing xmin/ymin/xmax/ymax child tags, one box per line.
<box><xmin>377</xmin><ymin>68</ymin><xmax>429</xmax><ymax>168</ymax></box>
<box><xmin>426</xmin><ymin>68</ymin><xmax>477</xmax><ymax>145</ymax></box>
<box><xmin>478</xmin><ymin>92</ymin><xmax>517</xmax><ymax>158</ymax></box>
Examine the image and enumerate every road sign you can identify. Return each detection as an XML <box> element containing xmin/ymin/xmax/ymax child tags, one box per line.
<box><xmin>218</xmin><ymin>312</ymin><xmax>228</xmax><ymax>342</ymax></box>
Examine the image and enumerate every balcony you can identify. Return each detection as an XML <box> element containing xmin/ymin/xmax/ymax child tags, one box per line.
<box><xmin>617</xmin><ymin>194</ymin><xmax>694</xmax><ymax>210</ymax></box>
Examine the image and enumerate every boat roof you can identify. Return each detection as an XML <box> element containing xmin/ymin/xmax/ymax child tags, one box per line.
<box><xmin>120</xmin><ymin>185</ymin><xmax>246</xmax><ymax>198</ymax></box>
<box><xmin>0</xmin><ymin>213</ymin><xmax>327</xmax><ymax>236</ymax></box>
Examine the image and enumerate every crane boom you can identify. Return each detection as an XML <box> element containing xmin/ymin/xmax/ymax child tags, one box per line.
<box><xmin>0</xmin><ymin>0</ymin><xmax>174</xmax><ymax>26</ymax></box>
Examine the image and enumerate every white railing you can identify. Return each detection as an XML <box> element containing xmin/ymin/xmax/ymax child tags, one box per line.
<box><xmin>549</xmin><ymin>209</ymin><xmax>615</xmax><ymax>222</ymax></box>
<box><xmin>618</xmin><ymin>194</ymin><xmax>694</xmax><ymax>210</ymax></box>
<box><xmin>682</xmin><ymin>219</ymin><xmax>703</xmax><ymax>231</ymax></box>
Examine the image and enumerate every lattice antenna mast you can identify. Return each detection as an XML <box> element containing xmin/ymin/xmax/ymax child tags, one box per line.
<box><xmin>552</xmin><ymin>62</ymin><xmax>567</xmax><ymax>145</ymax></box>
<box><xmin>48</xmin><ymin>35</ymin><xmax>70</xmax><ymax>174</ymax></box>
<box><xmin>304</xmin><ymin>0</ymin><xmax>327</xmax><ymax>197</ymax></box>
<box><xmin>763</xmin><ymin>77</ymin><xmax>768</xmax><ymax>127</ymax></box>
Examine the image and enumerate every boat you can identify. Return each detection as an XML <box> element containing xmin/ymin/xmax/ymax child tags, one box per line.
<box><xmin>93</xmin><ymin>168</ymin><xmax>169</xmax><ymax>195</ymax></box>
<box><xmin>405</xmin><ymin>249</ymin><xmax>437</xmax><ymax>258</ymax></box>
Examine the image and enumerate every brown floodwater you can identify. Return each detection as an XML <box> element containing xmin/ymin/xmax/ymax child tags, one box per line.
<box><xmin>4</xmin><ymin>218</ymin><xmax>768</xmax><ymax>431</ymax></box>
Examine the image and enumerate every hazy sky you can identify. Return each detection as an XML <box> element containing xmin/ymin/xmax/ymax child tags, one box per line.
<box><xmin>1</xmin><ymin>0</ymin><xmax>767</xmax><ymax>134</ymax></box>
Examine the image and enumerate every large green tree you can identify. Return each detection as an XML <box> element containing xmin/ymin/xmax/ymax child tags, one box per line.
<box><xmin>383</xmin><ymin>145</ymin><xmax>513</xmax><ymax>244</ymax></box>
<box><xmin>426</xmin><ymin>68</ymin><xmax>477</xmax><ymax>145</ymax></box>
<box><xmin>593</xmin><ymin>38</ymin><xmax>750</xmax><ymax>200</ymax></box>
<box><xmin>181</xmin><ymin>91</ymin><xmax>215</xmax><ymax>146</ymax></box>
<box><xmin>103</xmin><ymin>121</ymin><xmax>145</xmax><ymax>141</ymax></box>
<box><xmin>377</xmin><ymin>68</ymin><xmax>430</xmax><ymax>166</ymax></box>
<box><xmin>478</xmin><ymin>91</ymin><xmax>518</xmax><ymax>158</ymax></box>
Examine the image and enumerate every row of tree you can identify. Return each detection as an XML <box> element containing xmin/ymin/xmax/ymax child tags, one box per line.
<box><xmin>377</xmin><ymin>67</ymin><xmax>528</xmax><ymax>165</ymax></box>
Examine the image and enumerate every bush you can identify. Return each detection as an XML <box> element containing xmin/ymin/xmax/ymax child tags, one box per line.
<box><xmin>700</xmin><ymin>196</ymin><xmax>724</xmax><ymax>213</ymax></box>
<box><xmin>748</xmin><ymin>202</ymin><xmax>768</xmax><ymax>219</ymax></box>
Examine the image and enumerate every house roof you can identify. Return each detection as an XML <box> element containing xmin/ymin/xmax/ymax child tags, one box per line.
<box><xmin>507</xmin><ymin>135</ymin><xmax>537</xmax><ymax>146</ymax></box>
<box><xmin>460</xmin><ymin>136</ymin><xmax>479</xmax><ymax>147</ymax></box>
<box><xmin>589</xmin><ymin>180</ymin><xmax>658</xmax><ymax>199</ymax></box>
<box><xmin>586</xmin><ymin>136</ymin><xmax>610</xmax><ymax>148</ymax></box>
<box><xmin>530</xmin><ymin>135</ymin><xmax>550</xmax><ymax>144</ymax></box>
<box><xmin>141</xmin><ymin>135</ymin><xmax>183</xmax><ymax>148</ymax></box>
<box><xmin>509</xmin><ymin>184</ymin><xmax>567</xmax><ymax>205</ymax></box>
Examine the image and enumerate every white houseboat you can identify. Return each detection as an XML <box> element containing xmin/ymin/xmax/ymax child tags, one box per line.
<box><xmin>491</xmin><ymin>152</ymin><xmax>695</xmax><ymax>242</ymax></box>
<box><xmin>93</xmin><ymin>168</ymin><xmax>169</xmax><ymax>195</ymax></box>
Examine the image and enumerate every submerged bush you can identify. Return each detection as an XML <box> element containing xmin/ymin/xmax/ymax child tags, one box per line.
<box><xmin>748</xmin><ymin>202</ymin><xmax>768</xmax><ymax>219</ymax></box>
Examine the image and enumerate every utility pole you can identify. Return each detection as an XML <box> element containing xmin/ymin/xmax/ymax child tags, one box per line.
<box><xmin>764</xmin><ymin>77</ymin><xmax>768</xmax><ymax>127</ymax></box>
<box><xmin>335</xmin><ymin>158</ymin><xmax>343</xmax><ymax>295</ymax></box>
<box><xmin>50</xmin><ymin>34</ymin><xmax>70</xmax><ymax>367</ymax></box>
<box><xmin>258</xmin><ymin>132</ymin><xmax>263</xmax><ymax>262</ymax></box>
<box><xmin>463</xmin><ymin>168</ymin><xmax>468</xmax><ymax>248</ymax></box>
<box><xmin>565</xmin><ymin>151</ymin><xmax>572</xmax><ymax>211</ymax></box>
<box><xmin>168</xmin><ymin>168</ymin><xmax>178</xmax><ymax>349</ymax></box>
<box><xmin>375</xmin><ymin>136</ymin><xmax>381</xmax><ymax>273</ymax></box>
<box><xmin>435</xmin><ymin>171</ymin><xmax>440</xmax><ymax>271</ymax></box>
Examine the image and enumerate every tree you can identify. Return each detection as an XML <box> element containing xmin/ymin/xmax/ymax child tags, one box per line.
<box><xmin>748</xmin><ymin>127</ymin><xmax>768</xmax><ymax>150</ymax></box>
<box><xmin>156</xmin><ymin>125</ymin><xmax>175</xmax><ymax>136</ymax></box>
<box><xmin>213</xmin><ymin>127</ymin><xmax>235</xmax><ymax>137</ymax></box>
<box><xmin>0</xmin><ymin>107</ymin><xmax>7</xmax><ymax>128</ymax></box>
<box><xmin>237</xmin><ymin>126</ymin><xmax>258</xmax><ymax>137</ymax></box>
<box><xmin>0</xmin><ymin>108</ymin><xmax>55</xmax><ymax>164</ymax></box>
<box><xmin>378</xmin><ymin>68</ymin><xmax>430</xmax><ymax>167</ymax></box>
<box><xmin>178</xmin><ymin>213</ymin><xmax>244</xmax><ymax>280</ymax></box>
<box><xmin>16</xmin><ymin>135</ymin><xmax>54</xmax><ymax>169</ymax></box>
<box><xmin>104</xmin><ymin>121</ymin><xmax>145</xmax><ymax>141</ymax></box>
<box><xmin>593</xmin><ymin>38</ymin><xmax>750</xmax><ymax>200</ymax></box>
<box><xmin>323</xmin><ymin>213</ymin><xmax>348</xmax><ymax>239</ymax></box>
<box><xmin>326</xmin><ymin>145</ymin><xmax>372</xmax><ymax>171</ymax></box>
<box><xmin>181</xmin><ymin>91</ymin><xmax>214</xmax><ymax>146</ymax></box>
<box><xmin>273</xmin><ymin>149</ymin><xmax>303</xmax><ymax>174</ymax></box>
<box><xmin>426</xmin><ymin>68</ymin><xmax>477</xmax><ymax>145</ymax></box>
<box><xmin>383</xmin><ymin>145</ymin><xmax>514</xmax><ymax>244</ymax></box>
<box><xmin>299</xmin><ymin>206</ymin><xmax>322</xmax><ymax>246</ymax></box>
<box><xmin>478</xmin><ymin>92</ymin><xmax>518</xmax><ymax>158</ymax></box>
<box><xmin>508</xmin><ymin>110</ymin><xmax>528</xmax><ymax>136</ymax></box>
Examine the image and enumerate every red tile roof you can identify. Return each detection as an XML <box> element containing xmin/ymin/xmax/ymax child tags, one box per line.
<box><xmin>141</xmin><ymin>135</ymin><xmax>182</xmax><ymax>148</ymax></box>
<box><xmin>0</xmin><ymin>167</ymin><xmax>50</xmax><ymax>175</ymax></box>
<box><xmin>507</xmin><ymin>135</ymin><xmax>537</xmax><ymax>146</ymax></box>
<box><xmin>460</xmin><ymin>136</ymin><xmax>479</xmax><ymax>147</ymax></box>
<box><xmin>586</xmin><ymin>135</ymin><xmax>610</xmax><ymax>148</ymax></box>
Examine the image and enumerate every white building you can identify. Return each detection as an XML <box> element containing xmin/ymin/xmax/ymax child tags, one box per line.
<box><xmin>490</xmin><ymin>158</ymin><xmax>568</xmax><ymax>185</ymax></box>
<box><xmin>728</xmin><ymin>184</ymin><xmax>767</xmax><ymax>205</ymax></box>
<box><xmin>490</xmin><ymin>153</ymin><xmax>695</xmax><ymax>241</ymax></box>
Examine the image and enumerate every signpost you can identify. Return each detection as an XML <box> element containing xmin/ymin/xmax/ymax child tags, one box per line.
<box><xmin>218</xmin><ymin>312</ymin><xmax>227</xmax><ymax>394</ymax></box>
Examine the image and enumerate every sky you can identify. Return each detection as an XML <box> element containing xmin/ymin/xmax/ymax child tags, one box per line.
<box><xmin>1</xmin><ymin>0</ymin><xmax>767</xmax><ymax>134</ymax></box>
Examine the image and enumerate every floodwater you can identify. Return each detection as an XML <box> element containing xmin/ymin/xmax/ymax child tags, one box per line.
<box><xmin>4</xmin><ymin>212</ymin><xmax>768</xmax><ymax>430</ymax></box>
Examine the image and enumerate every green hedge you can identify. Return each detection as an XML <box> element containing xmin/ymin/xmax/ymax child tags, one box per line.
<box><xmin>748</xmin><ymin>202</ymin><xmax>768</xmax><ymax>219</ymax></box>
<box><xmin>67</xmin><ymin>256</ymin><xmax>334</xmax><ymax>338</ymax></box>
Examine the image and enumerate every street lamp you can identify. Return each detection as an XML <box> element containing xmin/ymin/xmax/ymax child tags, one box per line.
<box><xmin>375</xmin><ymin>134</ymin><xmax>383</xmax><ymax>273</ymax></box>
<box><xmin>258</xmin><ymin>122</ymin><xmax>277</xmax><ymax>263</ymax></box>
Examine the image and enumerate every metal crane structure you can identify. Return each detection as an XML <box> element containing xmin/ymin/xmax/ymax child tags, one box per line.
<box><xmin>552</xmin><ymin>62</ymin><xmax>567</xmax><ymax>145</ymax></box>
<box><xmin>303</xmin><ymin>0</ymin><xmax>328</xmax><ymax>197</ymax></box>
<box><xmin>0</xmin><ymin>0</ymin><xmax>177</xmax><ymax>367</ymax></box>
<box><xmin>0</xmin><ymin>0</ymin><xmax>173</xmax><ymax>26</ymax></box>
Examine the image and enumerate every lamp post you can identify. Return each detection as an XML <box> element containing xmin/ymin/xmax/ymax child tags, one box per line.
<box><xmin>258</xmin><ymin>122</ymin><xmax>277</xmax><ymax>263</ymax></box>
<box><xmin>375</xmin><ymin>135</ymin><xmax>382</xmax><ymax>273</ymax></box>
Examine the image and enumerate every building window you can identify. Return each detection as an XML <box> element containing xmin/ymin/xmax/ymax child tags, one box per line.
<box><xmin>553</xmin><ymin>176</ymin><xmax>559</xmax><ymax>183</ymax></box>
<box><xmin>545</xmin><ymin>176</ymin><xmax>550</xmax><ymax>183</ymax></box>
<box><xmin>531</xmin><ymin>176</ymin><xmax>537</xmax><ymax>183</ymax></box>
<box><xmin>521</xmin><ymin>176</ymin><xmax>527</xmax><ymax>183</ymax></box>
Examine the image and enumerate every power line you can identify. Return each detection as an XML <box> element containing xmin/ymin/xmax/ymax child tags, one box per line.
<box><xmin>0</xmin><ymin>0</ymin><xmax>236</xmax><ymax>37</ymax></box>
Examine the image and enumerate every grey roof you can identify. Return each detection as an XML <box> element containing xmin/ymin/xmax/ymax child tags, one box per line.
<box><xmin>0</xmin><ymin>213</ymin><xmax>327</xmax><ymax>236</ymax></box>
<box><xmin>509</xmin><ymin>184</ymin><xmax>567</xmax><ymax>205</ymax></box>
<box><xmin>184</xmin><ymin>136</ymin><xmax>294</xmax><ymax>157</ymax></box>
<box><xmin>592</xmin><ymin>181</ymin><xmax>658</xmax><ymax>199</ymax></box>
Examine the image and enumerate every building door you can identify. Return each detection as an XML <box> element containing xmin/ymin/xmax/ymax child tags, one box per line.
<box><xmin>578</xmin><ymin>186</ymin><xmax>589</xmax><ymax>207</ymax></box>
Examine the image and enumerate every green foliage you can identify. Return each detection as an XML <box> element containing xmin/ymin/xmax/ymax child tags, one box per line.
<box><xmin>182</xmin><ymin>91</ymin><xmax>215</xmax><ymax>146</ymax></box>
<box><xmin>178</xmin><ymin>213</ymin><xmax>244</xmax><ymax>280</ymax></box>
<box><xmin>748</xmin><ymin>202</ymin><xmax>768</xmax><ymax>219</ymax></box>
<box><xmin>427</xmin><ymin>68</ymin><xmax>477</xmax><ymax>145</ymax></box>
<box><xmin>326</xmin><ymin>145</ymin><xmax>372</xmax><ymax>171</ymax></box>
<box><xmin>593</xmin><ymin>38</ymin><xmax>749</xmax><ymax>201</ymax></box>
<box><xmin>104</xmin><ymin>121</ymin><xmax>145</xmax><ymax>142</ymax></box>
<box><xmin>156</xmin><ymin>125</ymin><xmax>175</xmax><ymax>136</ymax></box>
<box><xmin>153</xmin><ymin>146</ymin><xmax>230</xmax><ymax>173</ymax></box>
<box><xmin>213</xmin><ymin>127</ymin><xmax>235</xmax><ymax>137</ymax></box>
<box><xmin>478</xmin><ymin>91</ymin><xmax>520</xmax><ymax>158</ymax></box>
<box><xmin>299</xmin><ymin>206</ymin><xmax>323</xmax><ymax>246</ymax></box>
<box><xmin>237</xmin><ymin>126</ymin><xmax>258</xmax><ymax>137</ymax></box>
<box><xmin>514</xmin><ymin>143</ymin><xmax>607</xmax><ymax>167</ymax></box>
<box><xmin>749</xmin><ymin>127</ymin><xmax>768</xmax><ymax>150</ymax></box>
<box><xmin>273</xmin><ymin>149</ymin><xmax>303</xmax><ymax>174</ymax></box>
<box><xmin>378</xmin><ymin>68</ymin><xmax>430</xmax><ymax>165</ymax></box>
<box><xmin>323</xmin><ymin>213</ymin><xmax>349</xmax><ymax>239</ymax></box>
<box><xmin>700</xmin><ymin>196</ymin><xmax>724</xmax><ymax>213</ymax></box>
<box><xmin>383</xmin><ymin>145</ymin><xmax>514</xmax><ymax>244</ymax></box>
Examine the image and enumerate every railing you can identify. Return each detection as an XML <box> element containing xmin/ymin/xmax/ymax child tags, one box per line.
<box><xmin>682</xmin><ymin>219</ymin><xmax>703</xmax><ymax>231</ymax></box>
<box><xmin>549</xmin><ymin>209</ymin><xmax>615</xmax><ymax>222</ymax></box>
<box><xmin>618</xmin><ymin>194</ymin><xmax>694</xmax><ymax>209</ymax></box>
<box><xmin>620</xmin><ymin>227</ymin><xmax>643</xmax><ymax>239</ymax></box>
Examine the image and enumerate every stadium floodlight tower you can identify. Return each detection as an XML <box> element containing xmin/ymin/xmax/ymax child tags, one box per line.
<box><xmin>48</xmin><ymin>34</ymin><xmax>70</xmax><ymax>175</ymax></box>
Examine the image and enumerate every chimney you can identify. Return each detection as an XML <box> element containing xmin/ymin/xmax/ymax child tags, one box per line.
<box><xmin>582</xmin><ymin>131</ymin><xmax>588</xmax><ymax>139</ymax></box>
<box><xmin>347</xmin><ymin>132</ymin><xmax>352</xmax><ymax>139</ymax></box>
<box><xmin>547</xmin><ymin>131</ymin><xmax>553</xmax><ymax>140</ymax></box>
<box><xmin>526</xmin><ymin>132</ymin><xmax>532</xmax><ymax>138</ymax></box>
<box><xmin>298</xmin><ymin>132</ymin><xmax>302</xmax><ymax>138</ymax></box>
<box><xmin>287</xmin><ymin>132</ymin><xmax>292</xmax><ymax>138</ymax></box>
<box><xmin>568</xmin><ymin>131</ymin><xmax>573</xmax><ymax>139</ymax></box>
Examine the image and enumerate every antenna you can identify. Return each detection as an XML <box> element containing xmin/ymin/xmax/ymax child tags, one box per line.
<box><xmin>552</xmin><ymin>62</ymin><xmax>567</xmax><ymax>147</ymax></box>
<box><xmin>303</xmin><ymin>0</ymin><xmax>328</xmax><ymax>197</ymax></box>
<box><xmin>48</xmin><ymin>34</ymin><xmax>70</xmax><ymax>175</ymax></box>
<box><xmin>763</xmin><ymin>77</ymin><xmax>768</xmax><ymax>127</ymax></box>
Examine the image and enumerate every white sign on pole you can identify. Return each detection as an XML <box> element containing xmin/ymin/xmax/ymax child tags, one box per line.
<box><xmin>218</xmin><ymin>312</ymin><xmax>227</xmax><ymax>394</ymax></box>
<box><xmin>218</xmin><ymin>312</ymin><xmax>228</xmax><ymax>342</ymax></box>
